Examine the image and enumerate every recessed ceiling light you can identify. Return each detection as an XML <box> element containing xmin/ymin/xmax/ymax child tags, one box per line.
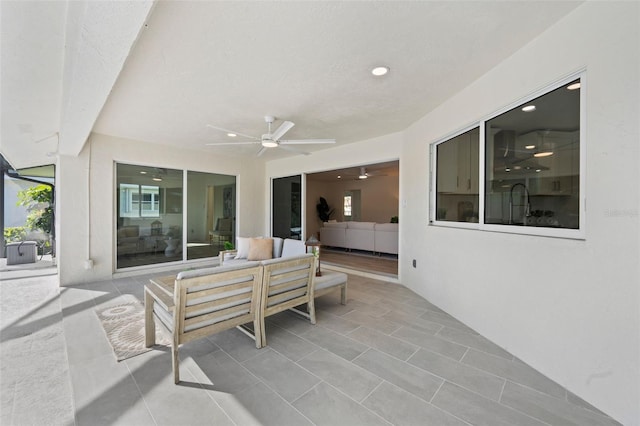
<box><xmin>525</xmin><ymin>145</ymin><xmax>536</xmax><ymax>150</ymax></box>
<box><xmin>371</xmin><ymin>66</ymin><xmax>389</xmax><ymax>76</ymax></box>
<box><xmin>534</xmin><ymin>151</ymin><xmax>554</xmax><ymax>158</ymax></box>
<box><xmin>535</xmin><ymin>169</ymin><xmax>542</xmax><ymax>173</ymax></box>
<box><xmin>227</xmin><ymin>133</ymin><xmax>236</xmax><ymax>137</ymax></box>
<box><xmin>152</xmin><ymin>177</ymin><xmax>162</xmax><ymax>182</ymax></box>
<box><xmin>522</xmin><ymin>105</ymin><xmax>536</xmax><ymax>112</ymax></box>
<box><xmin>567</xmin><ymin>82</ymin><xmax>581</xmax><ymax>90</ymax></box>
<box><xmin>337</xmin><ymin>175</ymin><xmax>341</xmax><ymax>179</ymax></box>
<box><xmin>140</xmin><ymin>171</ymin><xmax>147</xmax><ymax>174</ymax></box>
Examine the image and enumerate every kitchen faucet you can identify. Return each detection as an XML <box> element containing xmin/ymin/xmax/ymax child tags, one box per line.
<box><xmin>509</xmin><ymin>183</ymin><xmax>531</xmax><ymax>225</ymax></box>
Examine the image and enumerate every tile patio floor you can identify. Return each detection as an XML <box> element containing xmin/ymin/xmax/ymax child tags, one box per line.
<box><xmin>0</xmin><ymin>269</ymin><xmax>620</xmax><ymax>425</ymax></box>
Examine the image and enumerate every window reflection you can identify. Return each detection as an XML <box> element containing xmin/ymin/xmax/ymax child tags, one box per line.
<box><xmin>435</xmin><ymin>127</ymin><xmax>480</xmax><ymax>222</ymax></box>
<box><xmin>116</xmin><ymin>164</ymin><xmax>237</xmax><ymax>268</ymax></box>
<box><xmin>485</xmin><ymin>79</ymin><xmax>580</xmax><ymax>229</ymax></box>
<box><xmin>273</xmin><ymin>175</ymin><xmax>302</xmax><ymax>240</ymax></box>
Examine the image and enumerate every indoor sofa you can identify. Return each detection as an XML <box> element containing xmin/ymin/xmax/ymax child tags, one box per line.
<box><xmin>320</xmin><ymin>221</ymin><xmax>398</xmax><ymax>255</ymax></box>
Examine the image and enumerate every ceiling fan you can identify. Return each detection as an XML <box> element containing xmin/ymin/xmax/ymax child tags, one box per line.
<box><xmin>343</xmin><ymin>167</ymin><xmax>386</xmax><ymax>180</ymax></box>
<box><xmin>205</xmin><ymin>115</ymin><xmax>336</xmax><ymax>156</ymax></box>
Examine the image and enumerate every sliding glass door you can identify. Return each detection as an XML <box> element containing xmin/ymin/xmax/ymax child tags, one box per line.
<box><xmin>116</xmin><ymin>163</ymin><xmax>236</xmax><ymax>269</ymax></box>
<box><xmin>272</xmin><ymin>175</ymin><xmax>302</xmax><ymax>240</ymax></box>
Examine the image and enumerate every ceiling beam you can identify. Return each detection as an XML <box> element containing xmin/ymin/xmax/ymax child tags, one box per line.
<box><xmin>58</xmin><ymin>0</ymin><xmax>156</xmax><ymax>157</ymax></box>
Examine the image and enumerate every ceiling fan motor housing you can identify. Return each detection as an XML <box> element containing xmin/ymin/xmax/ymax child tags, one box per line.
<box><xmin>261</xmin><ymin>134</ymin><xmax>278</xmax><ymax>147</ymax></box>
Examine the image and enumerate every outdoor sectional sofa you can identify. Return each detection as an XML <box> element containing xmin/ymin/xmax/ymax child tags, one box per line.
<box><xmin>145</xmin><ymin>240</ymin><xmax>347</xmax><ymax>383</ymax></box>
<box><xmin>320</xmin><ymin>221</ymin><xmax>398</xmax><ymax>255</ymax></box>
<box><xmin>220</xmin><ymin>236</ymin><xmax>348</xmax><ymax>305</ymax></box>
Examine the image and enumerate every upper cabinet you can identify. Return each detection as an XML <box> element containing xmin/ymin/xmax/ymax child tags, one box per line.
<box><xmin>436</xmin><ymin>128</ymin><xmax>479</xmax><ymax>195</ymax></box>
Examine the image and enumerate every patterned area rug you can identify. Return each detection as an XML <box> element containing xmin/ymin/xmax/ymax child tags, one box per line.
<box><xmin>95</xmin><ymin>296</ymin><xmax>171</xmax><ymax>362</ymax></box>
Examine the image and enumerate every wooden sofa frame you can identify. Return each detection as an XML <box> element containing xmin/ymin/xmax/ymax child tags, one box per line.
<box><xmin>145</xmin><ymin>262</ymin><xmax>265</xmax><ymax>384</ymax></box>
<box><xmin>145</xmin><ymin>254</ymin><xmax>330</xmax><ymax>383</ymax></box>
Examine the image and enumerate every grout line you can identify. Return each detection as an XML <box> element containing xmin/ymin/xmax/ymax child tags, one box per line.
<box><xmin>459</xmin><ymin>346</ymin><xmax>471</xmax><ymax>362</ymax></box>
<box><xmin>124</xmin><ymin>360</ymin><xmax>160</xmax><ymax>426</ymax></box>
<box><xmin>359</xmin><ymin>379</ymin><xmax>385</xmax><ymax>404</ymax></box>
<box><xmin>428</xmin><ymin>379</ymin><xmax>446</xmax><ymax>404</ymax></box>
<box><xmin>498</xmin><ymin>378</ymin><xmax>507</xmax><ymax>402</ymax></box>
<box><xmin>497</xmin><ymin>381</ymin><xmax>555</xmax><ymax>426</ymax></box>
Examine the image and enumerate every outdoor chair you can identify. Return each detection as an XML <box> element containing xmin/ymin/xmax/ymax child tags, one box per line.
<box><xmin>145</xmin><ymin>262</ymin><xmax>264</xmax><ymax>384</ymax></box>
<box><xmin>258</xmin><ymin>254</ymin><xmax>316</xmax><ymax>347</ymax></box>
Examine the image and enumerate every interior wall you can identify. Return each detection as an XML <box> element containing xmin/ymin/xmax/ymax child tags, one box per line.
<box><xmin>58</xmin><ymin>132</ymin><xmax>265</xmax><ymax>285</ymax></box>
<box><xmin>306</xmin><ymin>173</ymin><xmax>399</xmax><ymax>240</ymax></box>
<box><xmin>400</xmin><ymin>3</ymin><xmax>638</xmax><ymax>425</ymax></box>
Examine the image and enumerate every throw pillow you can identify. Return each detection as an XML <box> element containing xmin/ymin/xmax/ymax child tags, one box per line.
<box><xmin>248</xmin><ymin>238</ymin><xmax>273</xmax><ymax>261</ymax></box>
<box><xmin>235</xmin><ymin>237</ymin><xmax>251</xmax><ymax>259</ymax></box>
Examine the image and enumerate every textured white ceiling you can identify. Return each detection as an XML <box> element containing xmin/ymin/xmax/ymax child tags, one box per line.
<box><xmin>2</xmin><ymin>1</ymin><xmax>583</xmax><ymax>167</ymax></box>
<box><xmin>1</xmin><ymin>0</ymin><xmax>153</xmax><ymax>169</ymax></box>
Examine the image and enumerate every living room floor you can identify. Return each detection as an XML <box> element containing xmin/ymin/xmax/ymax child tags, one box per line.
<box><xmin>1</xmin><ymin>270</ymin><xmax>619</xmax><ymax>426</ymax></box>
<box><xmin>321</xmin><ymin>248</ymin><xmax>398</xmax><ymax>277</ymax></box>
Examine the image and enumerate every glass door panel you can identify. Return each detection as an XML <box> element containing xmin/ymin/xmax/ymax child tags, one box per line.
<box><xmin>116</xmin><ymin>163</ymin><xmax>183</xmax><ymax>269</ymax></box>
<box><xmin>272</xmin><ymin>175</ymin><xmax>302</xmax><ymax>239</ymax></box>
<box><xmin>186</xmin><ymin>171</ymin><xmax>236</xmax><ymax>260</ymax></box>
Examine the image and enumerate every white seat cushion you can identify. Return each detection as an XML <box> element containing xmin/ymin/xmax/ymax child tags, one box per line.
<box><xmin>314</xmin><ymin>271</ymin><xmax>347</xmax><ymax>291</ymax></box>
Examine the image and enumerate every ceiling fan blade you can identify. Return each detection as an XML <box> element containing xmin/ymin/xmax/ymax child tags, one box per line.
<box><xmin>205</xmin><ymin>141</ymin><xmax>260</xmax><ymax>146</ymax></box>
<box><xmin>279</xmin><ymin>139</ymin><xmax>336</xmax><ymax>145</ymax></box>
<box><xmin>256</xmin><ymin>146</ymin><xmax>268</xmax><ymax>157</ymax></box>
<box><xmin>270</xmin><ymin>121</ymin><xmax>295</xmax><ymax>141</ymax></box>
<box><xmin>279</xmin><ymin>145</ymin><xmax>311</xmax><ymax>155</ymax></box>
<box><xmin>206</xmin><ymin>124</ymin><xmax>258</xmax><ymax>140</ymax></box>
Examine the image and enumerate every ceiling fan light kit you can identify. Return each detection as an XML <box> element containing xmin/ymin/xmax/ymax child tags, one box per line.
<box><xmin>206</xmin><ymin>115</ymin><xmax>335</xmax><ymax>156</ymax></box>
<box><xmin>371</xmin><ymin>66</ymin><xmax>390</xmax><ymax>76</ymax></box>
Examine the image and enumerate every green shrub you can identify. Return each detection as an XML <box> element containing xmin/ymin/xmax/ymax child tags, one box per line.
<box><xmin>4</xmin><ymin>227</ymin><xmax>27</xmax><ymax>243</ymax></box>
<box><xmin>17</xmin><ymin>184</ymin><xmax>53</xmax><ymax>234</ymax></box>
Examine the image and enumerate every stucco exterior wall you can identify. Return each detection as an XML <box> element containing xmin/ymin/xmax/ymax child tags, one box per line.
<box><xmin>401</xmin><ymin>3</ymin><xmax>639</xmax><ymax>424</ymax></box>
<box><xmin>57</xmin><ymin>133</ymin><xmax>265</xmax><ymax>285</ymax></box>
<box><xmin>265</xmin><ymin>3</ymin><xmax>639</xmax><ymax>424</ymax></box>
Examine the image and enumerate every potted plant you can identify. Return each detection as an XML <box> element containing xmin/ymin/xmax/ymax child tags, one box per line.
<box><xmin>316</xmin><ymin>197</ymin><xmax>335</xmax><ymax>222</ymax></box>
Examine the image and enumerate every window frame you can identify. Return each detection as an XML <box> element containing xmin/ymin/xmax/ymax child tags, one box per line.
<box><xmin>344</xmin><ymin>194</ymin><xmax>352</xmax><ymax>217</ymax></box>
<box><xmin>118</xmin><ymin>183</ymin><xmax>160</xmax><ymax>218</ymax></box>
<box><xmin>430</xmin><ymin>72</ymin><xmax>586</xmax><ymax>240</ymax></box>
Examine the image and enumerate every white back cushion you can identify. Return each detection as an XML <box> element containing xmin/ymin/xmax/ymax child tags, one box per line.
<box><xmin>272</xmin><ymin>237</ymin><xmax>284</xmax><ymax>258</ymax></box>
<box><xmin>281</xmin><ymin>238</ymin><xmax>305</xmax><ymax>258</ymax></box>
<box><xmin>235</xmin><ymin>237</ymin><xmax>251</xmax><ymax>259</ymax></box>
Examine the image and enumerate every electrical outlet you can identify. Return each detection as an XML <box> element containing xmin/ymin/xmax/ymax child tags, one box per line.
<box><xmin>412</xmin><ymin>259</ymin><xmax>416</xmax><ymax>268</ymax></box>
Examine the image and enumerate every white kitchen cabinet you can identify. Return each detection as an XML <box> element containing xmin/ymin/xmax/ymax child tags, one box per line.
<box><xmin>529</xmin><ymin>175</ymin><xmax>574</xmax><ymax>195</ymax></box>
<box><xmin>436</xmin><ymin>136</ymin><xmax>459</xmax><ymax>193</ymax></box>
<box><xmin>436</xmin><ymin>129</ymin><xmax>479</xmax><ymax>195</ymax></box>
